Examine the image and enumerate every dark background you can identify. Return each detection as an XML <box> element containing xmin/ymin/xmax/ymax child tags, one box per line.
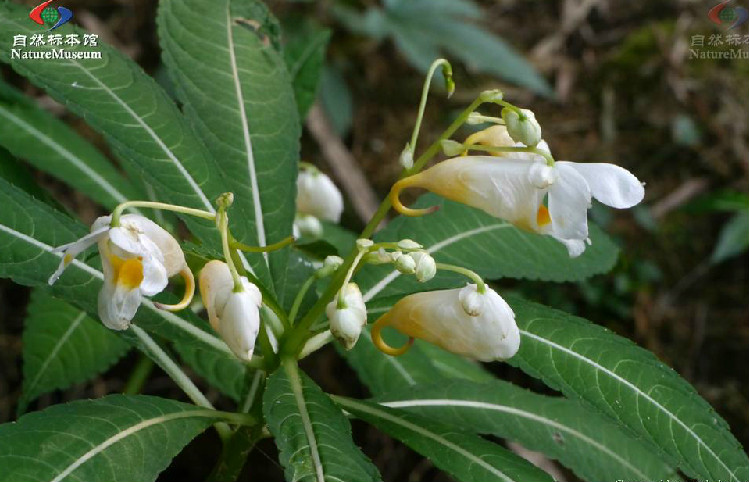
<box><xmin>1</xmin><ymin>1</ymin><xmax>747</xmax><ymax>481</ymax></box>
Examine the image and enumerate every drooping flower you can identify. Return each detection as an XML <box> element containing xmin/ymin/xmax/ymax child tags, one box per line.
<box><xmin>326</xmin><ymin>282</ymin><xmax>367</xmax><ymax>350</ymax></box>
<box><xmin>296</xmin><ymin>169</ymin><xmax>344</xmax><ymax>223</ymax></box>
<box><xmin>372</xmin><ymin>284</ymin><xmax>519</xmax><ymax>361</ymax></box>
<box><xmin>199</xmin><ymin>260</ymin><xmax>262</xmax><ymax>361</ymax></box>
<box><xmin>391</xmin><ymin>126</ymin><xmax>644</xmax><ymax>256</ymax></box>
<box><xmin>49</xmin><ymin>214</ymin><xmax>194</xmax><ymax>330</ymax></box>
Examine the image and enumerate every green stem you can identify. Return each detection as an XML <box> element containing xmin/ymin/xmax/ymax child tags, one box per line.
<box><xmin>110</xmin><ymin>200</ymin><xmax>215</xmax><ymax>226</ymax></box>
<box><xmin>218</xmin><ymin>211</ymin><xmax>243</xmax><ymax>292</ymax></box>
<box><xmin>289</xmin><ymin>275</ymin><xmax>316</xmax><ymax>325</ymax></box>
<box><xmin>434</xmin><ymin>262</ymin><xmax>486</xmax><ymax>293</ymax></box>
<box><xmin>122</xmin><ymin>354</ymin><xmax>154</xmax><ymax>395</ymax></box>
<box><xmin>409</xmin><ymin>58</ymin><xmax>453</xmax><ymax>155</ymax></box>
<box><xmin>130</xmin><ymin>325</ymin><xmax>231</xmax><ymax>440</ymax></box>
<box><xmin>206</xmin><ymin>425</ymin><xmax>263</xmax><ymax>482</ymax></box>
<box><xmin>280</xmin><ymin>94</ymin><xmax>487</xmax><ymax>358</ymax></box>
<box><xmin>230</xmin><ymin>235</ymin><xmax>294</xmax><ymax>253</ymax></box>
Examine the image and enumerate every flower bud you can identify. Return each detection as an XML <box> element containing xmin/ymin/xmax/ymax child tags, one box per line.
<box><xmin>409</xmin><ymin>252</ymin><xmax>436</xmax><ymax>282</ymax></box>
<box><xmin>293</xmin><ymin>214</ymin><xmax>323</xmax><ymax>240</ymax></box>
<box><xmin>199</xmin><ymin>261</ymin><xmax>262</xmax><ymax>361</ymax></box>
<box><xmin>397</xmin><ymin>239</ymin><xmax>422</xmax><ymax>250</ymax></box>
<box><xmin>479</xmin><ymin>89</ymin><xmax>503</xmax><ymax>102</ymax></box>
<box><xmin>296</xmin><ymin>170</ymin><xmax>344</xmax><ymax>222</ymax></box>
<box><xmin>394</xmin><ymin>253</ymin><xmax>416</xmax><ymax>274</ymax></box>
<box><xmin>440</xmin><ymin>139</ymin><xmax>465</xmax><ymax>157</ymax></box>
<box><xmin>365</xmin><ymin>248</ymin><xmax>395</xmax><ymax>265</ymax></box>
<box><xmin>502</xmin><ymin>108</ymin><xmax>542</xmax><ymax>147</ymax></box>
<box><xmin>316</xmin><ymin>255</ymin><xmax>344</xmax><ymax>278</ymax></box>
<box><xmin>356</xmin><ymin>238</ymin><xmax>374</xmax><ymax>250</ymax></box>
<box><xmin>399</xmin><ymin>144</ymin><xmax>414</xmax><ymax>170</ymax></box>
<box><xmin>326</xmin><ymin>283</ymin><xmax>367</xmax><ymax>350</ymax></box>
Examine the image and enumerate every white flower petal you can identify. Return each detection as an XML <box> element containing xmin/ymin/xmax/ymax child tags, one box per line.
<box><xmin>126</xmin><ymin>214</ymin><xmax>186</xmax><ymax>276</ymax></box>
<box><xmin>199</xmin><ymin>260</ymin><xmax>236</xmax><ymax>331</ymax></box>
<box><xmin>563</xmin><ymin>161</ymin><xmax>644</xmax><ymax>209</ymax></box>
<box><xmin>548</xmin><ymin>162</ymin><xmax>591</xmax><ymax>241</ymax></box>
<box><xmin>219</xmin><ymin>290</ymin><xmax>260</xmax><ymax>361</ymax></box>
<box><xmin>48</xmin><ymin>228</ymin><xmax>108</xmax><ymax>285</ymax></box>
<box><xmin>417</xmin><ymin>156</ymin><xmax>547</xmax><ymax>231</ymax></box>
<box><xmin>139</xmin><ymin>254</ymin><xmax>168</xmax><ymax>296</ymax></box>
<box><xmin>327</xmin><ymin>283</ymin><xmax>367</xmax><ymax>349</ymax></box>
<box><xmin>98</xmin><ymin>278</ymin><xmax>141</xmax><ymax>331</ymax></box>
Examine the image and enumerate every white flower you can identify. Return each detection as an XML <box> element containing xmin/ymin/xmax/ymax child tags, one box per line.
<box><xmin>326</xmin><ymin>282</ymin><xmax>367</xmax><ymax>350</ymax></box>
<box><xmin>199</xmin><ymin>260</ymin><xmax>262</xmax><ymax>361</ymax></box>
<box><xmin>49</xmin><ymin>214</ymin><xmax>193</xmax><ymax>330</ymax></box>
<box><xmin>372</xmin><ymin>284</ymin><xmax>519</xmax><ymax>361</ymax></box>
<box><xmin>394</xmin><ymin>253</ymin><xmax>416</xmax><ymax>274</ymax></box>
<box><xmin>393</xmin><ymin>149</ymin><xmax>643</xmax><ymax>257</ymax></box>
<box><xmin>297</xmin><ymin>170</ymin><xmax>344</xmax><ymax>222</ymax></box>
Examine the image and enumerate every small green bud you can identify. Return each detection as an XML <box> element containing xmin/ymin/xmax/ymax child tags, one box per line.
<box><xmin>399</xmin><ymin>144</ymin><xmax>414</xmax><ymax>170</ymax></box>
<box><xmin>409</xmin><ymin>252</ymin><xmax>436</xmax><ymax>282</ymax></box>
<box><xmin>502</xmin><ymin>107</ymin><xmax>542</xmax><ymax>147</ymax></box>
<box><xmin>397</xmin><ymin>239</ymin><xmax>422</xmax><ymax>250</ymax></box>
<box><xmin>394</xmin><ymin>254</ymin><xmax>416</xmax><ymax>274</ymax></box>
<box><xmin>441</xmin><ymin>63</ymin><xmax>455</xmax><ymax>98</ymax></box>
<box><xmin>356</xmin><ymin>238</ymin><xmax>374</xmax><ymax>250</ymax></box>
<box><xmin>440</xmin><ymin>139</ymin><xmax>465</xmax><ymax>157</ymax></box>
<box><xmin>479</xmin><ymin>89</ymin><xmax>503</xmax><ymax>102</ymax></box>
<box><xmin>316</xmin><ymin>255</ymin><xmax>344</xmax><ymax>278</ymax></box>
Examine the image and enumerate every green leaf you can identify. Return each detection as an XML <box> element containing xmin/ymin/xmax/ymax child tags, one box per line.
<box><xmin>284</xmin><ymin>23</ymin><xmax>330</xmax><ymax>117</ymax></box>
<box><xmin>0</xmin><ymin>395</ymin><xmax>227</xmax><ymax>482</ymax></box>
<box><xmin>0</xmin><ymin>79</ymin><xmax>141</xmax><ymax>209</ymax></box>
<box><xmin>0</xmin><ymin>4</ymin><xmax>226</xmax><ymax>258</ymax></box>
<box><xmin>377</xmin><ymin>381</ymin><xmax>681</xmax><ymax>482</ymax></box>
<box><xmin>263</xmin><ymin>360</ymin><xmax>381</xmax><ymax>482</ymax></box>
<box><xmin>334</xmin><ymin>396</ymin><xmax>553</xmax><ymax>482</ymax></box>
<box><xmin>0</xmin><ymin>178</ymin><xmax>237</xmax><ymax>366</ymax></box>
<box><xmin>158</xmin><ymin>0</ymin><xmax>301</xmax><ymax>291</ymax></box>
<box><xmin>509</xmin><ymin>295</ymin><xmax>749</xmax><ymax>482</ymax></box>
<box><xmin>356</xmin><ymin>194</ymin><xmax>619</xmax><ymax>302</ymax></box>
<box><xmin>20</xmin><ymin>290</ymin><xmax>130</xmax><ymax>414</ymax></box>
<box><xmin>711</xmin><ymin>211</ymin><xmax>749</xmax><ymax>264</ymax></box>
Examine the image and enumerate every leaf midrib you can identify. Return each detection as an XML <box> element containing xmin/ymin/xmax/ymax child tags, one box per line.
<box><xmin>335</xmin><ymin>397</ymin><xmax>515</xmax><ymax>482</ymax></box>
<box><xmin>520</xmin><ymin>328</ymin><xmax>739</xmax><ymax>481</ymax></box>
<box><xmin>283</xmin><ymin>360</ymin><xmax>325</xmax><ymax>482</ymax></box>
<box><xmin>49</xmin><ymin>408</ymin><xmax>218</xmax><ymax>482</ymax></box>
<box><xmin>382</xmin><ymin>398</ymin><xmax>653</xmax><ymax>480</ymax></box>
<box><xmin>0</xmin><ymin>106</ymin><xmax>131</xmax><ymax>206</ymax></box>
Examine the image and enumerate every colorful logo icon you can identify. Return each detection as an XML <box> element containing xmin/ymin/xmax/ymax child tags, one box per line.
<box><xmin>29</xmin><ymin>0</ymin><xmax>73</xmax><ymax>30</ymax></box>
<box><xmin>708</xmin><ymin>1</ymin><xmax>749</xmax><ymax>29</ymax></box>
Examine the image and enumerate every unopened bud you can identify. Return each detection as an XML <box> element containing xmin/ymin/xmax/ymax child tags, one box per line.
<box><xmin>399</xmin><ymin>144</ymin><xmax>414</xmax><ymax>170</ymax></box>
<box><xmin>441</xmin><ymin>63</ymin><xmax>455</xmax><ymax>98</ymax></box>
<box><xmin>327</xmin><ymin>283</ymin><xmax>367</xmax><ymax>350</ymax></box>
<box><xmin>397</xmin><ymin>239</ymin><xmax>422</xmax><ymax>250</ymax></box>
<box><xmin>394</xmin><ymin>253</ymin><xmax>416</xmax><ymax>274</ymax></box>
<box><xmin>409</xmin><ymin>252</ymin><xmax>436</xmax><ymax>282</ymax></box>
<box><xmin>479</xmin><ymin>89</ymin><xmax>503</xmax><ymax>102</ymax></box>
<box><xmin>316</xmin><ymin>255</ymin><xmax>344</xmax><ymax>277</ymax></box>
<box><xmin>293</xmin><ymin>214</ymin><xmax>323</xmax><ymax>239</ymax></box>
<box><xmin>466</xmin><ymin>112</ymin><xmax>487</xmax><ymax>125</ymax></box>
<box><xmin>459</xmin><ymin>285</ymin><xmax>484</xmax><ymax>317</ymax></box>
<box><xmin>502</xmin><ymin>107</ymin><xmax>542</xmax><ymax>147</ymax></box>
<box><xmin>365</xmin><ymin>248</ymin><xmax>394</xmax><ymax>265</ymax></box>
<box><xmin>356</xmin><ymin>238</ymin><xmax>374</xmax><ymax>250</ymax></box>
<box><xmin>440</xmin><ymin>139</ymin><xmax>465</xmax><ymax>157</ymax></box>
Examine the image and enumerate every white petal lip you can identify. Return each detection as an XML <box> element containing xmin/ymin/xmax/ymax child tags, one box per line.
<box><xmin>561</xmin><ymin>161</ymin><xmax>644</xmax><ymax>209</ymax></box>
<box><xmin>296</xmin><ymin>171</ymin><xmax>344</xmax><ymax>222</ymax></box>
<box><xmin>548</xmin><ymin>162</ymin><xmax>591</xmax><ymax>241</ymax></box>
<box><xmin>98</xmin><ymin>278</ymin><xmax>142</xmax><ymax>331</ymax></box>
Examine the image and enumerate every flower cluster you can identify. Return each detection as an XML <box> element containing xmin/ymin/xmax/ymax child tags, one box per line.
<box><xmin>46</xmin><ymin>72</ymin><xmax>644</xmax><ymax>369</ymax></box>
